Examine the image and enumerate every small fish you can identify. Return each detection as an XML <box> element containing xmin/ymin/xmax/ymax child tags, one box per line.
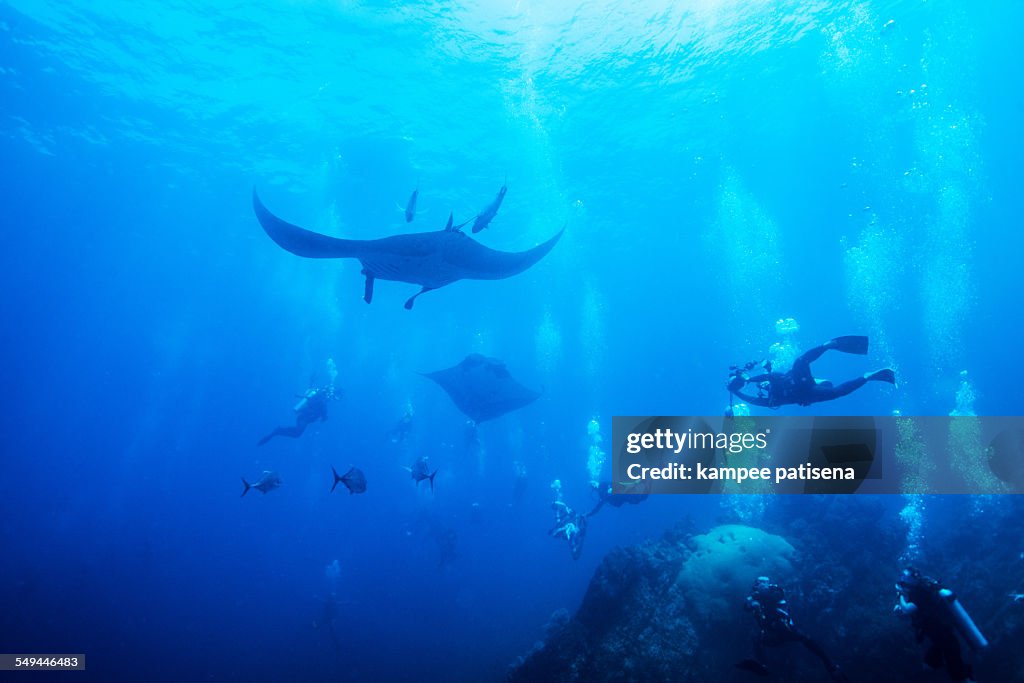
<box><xmin>404</xmin><ymin>186</ymin><xmax>418</xmax><ymax>223</ymax></box>
<box><xmin>331</xmin><ymin>466</ymin><xmax>367</xmax><ymax>495</ymax></box>
<box><xmin>405</xmin><ymin>456</ymin><xmax>438</xmax><ymax>492</ymax></box>
<box><xmin>241</xmin><ymin>470</ymin><xmax>281</xmax><ymax>497</ymax></box>
<box><xmin>471</xmin><ymin>180</ymin><xmax>508</xmax><ymax>234</ymax></box>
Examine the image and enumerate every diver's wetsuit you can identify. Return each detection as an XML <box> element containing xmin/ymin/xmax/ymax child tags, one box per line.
<box><xmin>258</xmin><ymin>388</ymin><xmax>330</xmax><ymax>446</ymax></box>
<box><xmin>897</xmin><ymin>571</ymin><xmax>974</xmax><ymax>682</ymax></box>
<box><xmin>729</xmin><ymin>336</ymin><xmax>894</xmax><ymax>408</ymax></box>
<box><xmin>741</xmin><ymin>579</ymin><xmax>845</xmax><ymax>681</ymax></box>
<box><xmin>586</xmin><ymin>481</ymin><xmax>649</xmax><ymax>517</ymax></box>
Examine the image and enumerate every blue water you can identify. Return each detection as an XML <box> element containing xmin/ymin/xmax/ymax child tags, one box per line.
<box><xmin>1</xmin><ymin>1</ymin><xmax>1021</xmax><ymax>681</ymax></box>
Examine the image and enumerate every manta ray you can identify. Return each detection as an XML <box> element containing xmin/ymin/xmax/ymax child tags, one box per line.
<box><xmin>253</xmin><ymin>191</ymin><xmax>564</xmax><ymax>309</ymax></box>
<box><xmin>423</xmin><ymin>354</ymin><xmax>541</xmax><ymax>423</ymax></box>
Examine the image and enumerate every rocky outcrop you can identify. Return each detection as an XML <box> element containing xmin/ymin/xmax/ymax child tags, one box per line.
<box><xmin>508</xmin><ymin>536</ymin><xmax>697</xmax><ymax>683</ymax></box>
<box><xmin>509</xmin><ymin>497</ymin><xmax>1024</xmax><ymax>683</ymax></box>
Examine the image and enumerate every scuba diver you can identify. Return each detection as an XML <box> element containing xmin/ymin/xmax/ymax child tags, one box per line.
<box><xmin>737</xmin><ymin>576</ymin><xmax>848</xmax><ymax>681</ymax></box>
<box><xmin>313</xmin><ymin>591</ymin><xmax>341</xmax><ymax>656</ymax></box>
<box><xmin>548</xmin><ymin>480</ymin><xmax>586</xmax><ymax>559</ymax></box>
<box><xmin>549</xmin><ymin>499</ymin><xmax>587</xmax><ymax>560</ymax></box>
<box><xmin>586</xmin><ymin>480</ymin><xmax>650</xmax><ymax>517</ymax></box>
<box><xmin>727</xmin><ymin>336</ymin><xmax>895</xmax><ymax>409</ymax></box>
<box><xmin>894</xmin><ymin>567</ymin><xmax>986</xmax><ymax>682</ymax></box>
<box><xmin>387</xmin><ymin>406</ymin><xmax>414</xmax><ymax>444</ymax></box>
<box><xmin>258</xmin><ymin>384</ymin><xmax>337</xmax><ymax>446</ymax></box>
<box><xmin>512</xmin><ymin>461</ymin><xmax>528</xmax><ymax>505</ymax></box>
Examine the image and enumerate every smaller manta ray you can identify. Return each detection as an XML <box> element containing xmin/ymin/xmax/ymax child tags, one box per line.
<box><xmin>422</xmin><ymin>354</ymin><xmax>540</xmax><ymax>423</ymax></box>
<box><xmin>405</xmin><ymin>456</ymin><xmax>437</xmax><ymax>492</ymax></box>
<box><xmin>331</xmin><ymin>466</ymin><xmax>367</xmax><ymax>495</ymax></box>
<box><xmin>241</xmin><ymin>471</ymin><xmax>281</xmax><ymax>497</ymax></box>
<box><xmin>472</xmin><ymin>180</ymin><xmax>508</xmax><ymax>233</ymax></box>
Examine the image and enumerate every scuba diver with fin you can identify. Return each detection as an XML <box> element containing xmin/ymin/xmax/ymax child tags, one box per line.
<box><xmin>727</xmin><ymin>336</ymin><xmax>895</xmax><ymax>408</ymax></box>
<box><xmin>258</xmin><ymin>383</ymin><xmax>337</xmax><ymax>446</ymax></box>
<box><xmin>895</xmin><ymin>566</ymin><xmax>986</xmax><ymax>682</ymax></box>
<box><xmin>548</xmin><ymin>479</ymin><xmax>586</xmax><ymax>560</ymax></box>
<box><xmin>737</xmin><ymin>576</ymin><xmax>848</xmax><ymax>681</ymax></box>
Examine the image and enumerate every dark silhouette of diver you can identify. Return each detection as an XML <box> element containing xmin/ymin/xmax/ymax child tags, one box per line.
<box><xmin>728</xmin><ymin>336</ymin><xmax>895</xmax><ymax>408</ymax></box>
<box><xmin>549</xmin><ymin>500</ymin><xmax>587</xmax><ymax>560</ymax></box>
<box><xmin>895</xmin><ymin>567</ymin><xmax>982</xmax><ymax>682</ymax></box>
<box><xmin>313</xmin><ymin>592</ymin><xmax>341</xmax><ymax>654</ymax></box>
<box><xmin>738</xmin><ymin>576</ymin><xmax>848</xmax><ymax>681</ymax></box>
<box><xmin>512</xmin><ymin>461</ymin><xmax>528</xmax><ymax>505</ymax></box>
<box><xmin>258</xmin><ymin>385</ymin><xmax>336</xmax><ymax>446</ymax></box>
<box><xmin>387</xmin><ymin>407</ymin><xmax>414</xmax><ymax>444</ymax></box>
<box><xmin>586</xmin><ymin>480</ymin><xmax>650</xmax><ymax>517</ymax></box>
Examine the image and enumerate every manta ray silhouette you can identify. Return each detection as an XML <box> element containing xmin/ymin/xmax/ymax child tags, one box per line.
<box><xmin>422</xmin><ymin>354</ymin><xmax>540</xmax><ymax>423</ymax></box>
<box><xmin>253</xmin><ymin>191</ymin><xmax>564</xmax><ymax>309</ymax></box>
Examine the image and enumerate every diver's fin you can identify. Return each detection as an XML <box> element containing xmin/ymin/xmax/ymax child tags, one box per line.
<box><xmin>735</xmin><ymin>659</ymin><xmax>770</xmax><ymax>676</ymax></box>
<box><xmin>404</xmin><ymin>286</ymin><xmax>435</xmax><ymax>310</ymax></box>
<box><xmin>362</xmin><ymin>270</ymin><xmax>375</xmax><ymax>304</ymax></box>
<box><xmin>429</xmin><ymin>470</ymin><xmax>437</xmax><ymax>493</ymax></box>
<box><xmin>241</xmin><ymin>478</ymin><xmax>252</xmax><ymax>497</ymax></box>
<box><xmin>828</xmin><ymin>336</ymin><xmax>869</xmax><ymax>355</ymax></box>
<box><xmin>331</xmin><ymin>466</ymin><xmax>342</xmax><ymax>493</ymax></box>
<box><xmin>866</xmin><ymin>368</ymin><xmax>896</xmax><ymax>385</ymax></box>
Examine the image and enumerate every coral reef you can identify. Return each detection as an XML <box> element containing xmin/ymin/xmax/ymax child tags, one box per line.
<box><xmin>510</xmin><ymin>497</ymin><xmax>1024</xmax><ymax>682</ymax></box>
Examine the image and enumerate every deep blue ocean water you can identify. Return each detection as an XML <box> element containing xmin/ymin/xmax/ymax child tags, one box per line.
<box><xmin>1</xmin><ymin>1</ymin><xmax>1022</xmax><ymax>681</ymax></box>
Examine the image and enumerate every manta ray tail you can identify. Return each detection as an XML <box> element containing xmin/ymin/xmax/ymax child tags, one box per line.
<box><xmin>253</xmin><ymin>190</ymin><xmax>360</xmax><ymax>258</ymax></box>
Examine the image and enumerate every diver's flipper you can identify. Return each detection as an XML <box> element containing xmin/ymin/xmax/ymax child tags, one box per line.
<box><xmin>362</xmin><ymin>270</ymin><xmax>375</xmax><ymax>304</ymax></box>
<box><xmin>866</xmin><ymin>368</ymin><xmax>896</xmax><ymax>385</ymax></box>
<box><xmin>828</xmin><ymin>336</ymin><xmax>869</xmax><ymax>355</ymax></box>
<box><xmin>735</xmin><ymin>659</ymin><xmax>770</xmax><ymax>676</ymax></box>
<box><xmin>404</xmin><ymin>286</ymin><xmax>435</xmax><ymax>310</ymax></box>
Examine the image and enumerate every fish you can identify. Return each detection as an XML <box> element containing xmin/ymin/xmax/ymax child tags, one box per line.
<box><xmin>405</xmin><ymin>457</ymin><xmax>438</xmax><ymax>492</ymax></box>
<box><xmin>471</xmin><ymin>180</ymin><xmax>508</xmax><ymax>233</ymax></box>
<box><xmin>331</xmin><ymin>466</ymin><xmax>367</xmax><ymax>495</ymax></box>
<box><xmin>241</xmin><ymin>470</ymin><xmax>281</xmax><ymax>497</ymax></box>
<box><xmin>404</xmin><ymin>186</ymin><xmax>418</xmax><ymax>223</ymax></box>
<box><xmin>253</xmin><ymin>191</ymin><xmax>563</xmax><ymax>310</ymax></box>
<box><xmin>422</xmin><ymin>354</ymin><xmax>540</xmax><ymax>423</ymax></box>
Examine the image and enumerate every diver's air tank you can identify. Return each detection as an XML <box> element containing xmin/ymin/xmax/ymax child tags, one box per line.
<box><xmin>294</xmin><ymin>389</ymin><xmax>316</xmax><ymax>412</ymax></box>
<box><xmin>938</xmin><ymin>588</ymin><xmax>989</xmax><ymax>651</ymax></box>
